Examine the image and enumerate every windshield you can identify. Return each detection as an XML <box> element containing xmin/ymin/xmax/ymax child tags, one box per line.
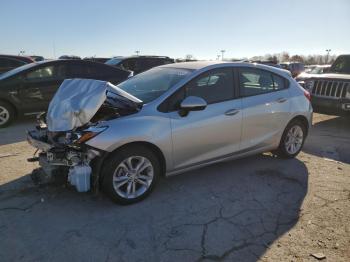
<box><xmin>330</xmin><ymin>56</ymin><xmax>350</xmax><ymax>74</ymax></box>
<box><xmin>117</xmin><ymin>67</ymin><xmax>193</xmax><ymax>103</ymax></box>
<box><xmin>105</xmin><ymin>58</ymin><xmax>123</xmax><ymax>66</ymax></box>
<box><xmin>310</xmin><ymin>67</ymin><xmax>324</xmax><ymax>74</ymax></box>
<box><xmin>0</xmin><ymin>62</ymin><xmax>38</xmax><ymax>80</ymax></box>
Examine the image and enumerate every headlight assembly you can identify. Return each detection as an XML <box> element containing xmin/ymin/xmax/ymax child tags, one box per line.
<box><xmin>76</xmin><ymin>126</ymin><xmax>108</xmax><ymax>144</ymax></box>
<box><xmin>304</xmin><ymin>80</ymin><xmax>314</xmax><ymax>91</ymax></box>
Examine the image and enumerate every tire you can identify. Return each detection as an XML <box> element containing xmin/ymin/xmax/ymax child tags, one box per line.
<box><xmin>274</xmin><ymin>120</ymin><xmax>307</xmax><ymax>159</ymax></box>
<box><xmin>0</xmin><ymin>101</ymin><xmax>15</xmax><ymax>128</ymax></box>
<box><xmin>101</xmin><ymin>145</ymin><xmax>160</xmax><ymax>205</ymax></box>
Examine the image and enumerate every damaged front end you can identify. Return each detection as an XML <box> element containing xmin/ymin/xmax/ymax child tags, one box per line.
<box><xmin>27</xmin><ymin>79</ymin><xmax>142</xmax><ymax>192</ymax></box>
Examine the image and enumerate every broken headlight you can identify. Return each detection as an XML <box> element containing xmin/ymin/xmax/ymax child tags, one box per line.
<box><xmin>75</xmin><ymin>126</ymin><xmax>108</xmax><ymax>144</ymax></box>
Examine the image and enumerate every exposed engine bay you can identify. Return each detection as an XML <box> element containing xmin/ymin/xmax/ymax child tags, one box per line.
<box><xmin>27</xmin><ymin>79</ymin><xmax>142</xmax><ymax>192</ymax></box>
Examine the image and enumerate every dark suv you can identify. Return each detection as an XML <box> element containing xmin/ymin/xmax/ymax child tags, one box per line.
<box><xmin>105</xmin><ymin>56</ymin><xmax>174</xmax><ymax>75</ymax></box>
<box><xmin>302</xmin><ymin>55</ymin><xmax>350</xmax><ymax>116</ymax></box>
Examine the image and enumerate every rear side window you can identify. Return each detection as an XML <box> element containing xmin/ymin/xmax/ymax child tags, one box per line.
<box><xmin>239</xmin><ymin>68</ymin><xmax>287</xmax><ymax>97</ymax></box>
<box><xmin>69</xmin><ymin>63</ymin><xmax>87</xmax><ymax>77</ymax></box>
<box><xmin>120</xmin><ymin>59</ymin><xmax>138</xmax><ymax>72</ymax></box>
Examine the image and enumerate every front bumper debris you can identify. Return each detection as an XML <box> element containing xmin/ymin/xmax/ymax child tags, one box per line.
<box><xmin>27</xmin><ymin>129</ymin><xmax>100</xmax><ymax>192</ymax></box>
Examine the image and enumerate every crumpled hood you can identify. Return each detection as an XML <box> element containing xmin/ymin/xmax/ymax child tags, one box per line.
<box><xmin>46</xmin><ymin>79</ymin><xmax>142</xmax><ymax>132</ymax></box>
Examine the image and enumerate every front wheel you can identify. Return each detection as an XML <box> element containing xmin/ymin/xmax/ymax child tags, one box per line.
<box><xmin>0</xmin><ymin>101</ymin><xmax>15</xmax><ymax>128</ymax></box>
<box><xmin>102</xmin><ymin>145</ymin><xmax>160</xmax><ymax>205</ymax></box>
<box><xmin>274</xmin><ymin>120</ymin><xmax>307</xmax><ymax>158</ymax></box>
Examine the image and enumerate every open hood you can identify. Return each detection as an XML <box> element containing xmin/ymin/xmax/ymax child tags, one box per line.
<box><xmin>46</xmin><ymin>79</ymin><xmax>142</xmax><ymax>132</ymax></box>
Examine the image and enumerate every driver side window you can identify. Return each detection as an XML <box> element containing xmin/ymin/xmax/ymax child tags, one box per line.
<box><xmin>26</xmin><ymin>66</ymin><xmax>55</xmax><ymax>80</ymax></box>
<box><xmin>161</xmin><ymin>68</ymin><xmax>234</xmax><ymax>112</ymax></box>
<box><xmin>185</xmin><ymin>68</ymin><xmax>234</xmax><ymax>104</ymax></box>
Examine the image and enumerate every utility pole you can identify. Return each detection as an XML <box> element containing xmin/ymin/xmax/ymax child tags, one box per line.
<box><xmin>325</xmin><ymin>49</ymin><xmax>331</xmax><ymax>64</ymax></box>
<box><xmin>220</xmin><ymin>50</ymin><xmax>225</xmax><ymax>61</ymax></box>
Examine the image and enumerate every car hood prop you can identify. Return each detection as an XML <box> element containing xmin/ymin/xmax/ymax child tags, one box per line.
<box><xmin>46</xmin><ymin>78</ymin><xmax>142</xmax><ymax>132</ymax></box>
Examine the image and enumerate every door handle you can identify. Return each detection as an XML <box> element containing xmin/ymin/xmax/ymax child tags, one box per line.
<box><xmin>276</xmin><ymin>97</ymin><xmax>287</xmax><ymax>103</ymax></box>
<box><xmin>225</xmin><ymin>109</ymin><xmax>240</xmax><ymax>116</ymax></box>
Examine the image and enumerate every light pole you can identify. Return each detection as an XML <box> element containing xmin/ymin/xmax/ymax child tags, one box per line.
<box><xmin>217</xmin><ymin>54</ymin><xmax>221</xmax><ymax>60</ymax></box>
<box><xmin>220</xmin><ymin>50</ymin><xmax>225</xmax><ymax>61</ymax></box>
<box><xmin>325</xmin><ymin>49</ymin><xmax>331</xmax><ymax>64</ymax></box>
<box><xmin>135</xmin><ymin>50</ymin><xmax>140</xmax><ymax>56</ymax></box>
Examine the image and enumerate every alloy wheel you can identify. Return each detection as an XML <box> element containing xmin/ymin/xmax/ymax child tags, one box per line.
<box><xmin>284</xmin><ymin>125</ymin><xmax>304</xmax><ymax>155</ymax></box>
<box><xmin>0</xmin><ymin>106</ymin><xmax>10</xmax><ymax>126</ymax></box>
<box><xmin>112</xmin><ymin>156</ymin><xmax>154</xmax><ymax>199</ymax></box>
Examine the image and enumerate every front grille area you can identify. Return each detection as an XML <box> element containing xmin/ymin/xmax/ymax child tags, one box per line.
<box><xmin>312</xmin><ymin>80</ymin><xmax>349</xmax><ymax>99</ymax></box>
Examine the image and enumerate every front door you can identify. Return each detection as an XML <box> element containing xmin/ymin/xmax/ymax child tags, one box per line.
<box><xmin>18</xmin><ymin>64</ymin><xmax>65</xmax><ymax>112</ymax></box>
<box><xmin>168</xmin><ymin>67</ymin><xmax>242</xmax><ymax>170</ymax></box>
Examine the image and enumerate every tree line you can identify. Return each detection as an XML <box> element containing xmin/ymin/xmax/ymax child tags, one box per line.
<box><xmin>248</xmin><ymin>52</ymin><xmax>337</xmax><ymax>65</ymax></box>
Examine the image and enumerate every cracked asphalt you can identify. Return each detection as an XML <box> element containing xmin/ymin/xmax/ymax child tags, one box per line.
<box><xmin>0</xmin><ymin>114</ymin><xmax>349</xmax><ymax>262</ymax></box>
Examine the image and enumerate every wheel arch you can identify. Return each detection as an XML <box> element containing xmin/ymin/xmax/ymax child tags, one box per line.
<box><xmin>288</xmin><ymin>115</ymin><xmax>310</xmax><ymax>136</ymax></box>
<box><xmin>104</xmin><ymin>141</ymin><xmax>167</xmax><ymax>177</ymax></box>
<box><xmin>0</xmin><ymin>98</ymin><xmax>18</xmax><ymax>117</ymax></box>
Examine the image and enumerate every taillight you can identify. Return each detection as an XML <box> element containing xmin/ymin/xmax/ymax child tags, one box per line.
<box><xmin>304</xmin><ymin>90</ymin><xmax>311</xmax><ymax>101</ymax></box>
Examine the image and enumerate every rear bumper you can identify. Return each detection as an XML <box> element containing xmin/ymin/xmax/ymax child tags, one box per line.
<box><xmin>311</xmin><ymin>96</ymin><xmax>350</xmax><ymax>116</ymax></box>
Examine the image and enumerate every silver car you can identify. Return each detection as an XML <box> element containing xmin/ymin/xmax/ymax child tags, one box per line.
<box><xmin>27</xmin><ymin>61</ymin><xmax>313</xmax><ymax>204</ymax></box>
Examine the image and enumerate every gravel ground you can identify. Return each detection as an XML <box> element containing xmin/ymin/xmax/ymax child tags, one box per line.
<box><xmin>0</xmin><ymin>114</ymin><xmax>349</xmax><ymax>262</ymax></box>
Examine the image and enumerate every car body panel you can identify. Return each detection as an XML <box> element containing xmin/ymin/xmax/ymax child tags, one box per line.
<box><xmin>240</xmin><ymin>88</ymin><xmax>292</xmax><ymax>151</ymax></box>
<box><xmin>86</xmin><ymin>62</ymin><xmax>312</xmax><ymax>176</ymax></box>
<box><xmin>169</xmin><ymin>98</ymin><xmax>243</xmax><ymax>170</ymax></box>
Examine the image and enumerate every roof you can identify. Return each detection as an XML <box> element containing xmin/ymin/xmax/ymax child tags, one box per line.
<box><xmin>0</xmin><ymin>54</ymin><xmax>35</xmax><ymax>63</ymax></box>
<box><xmin>160</xmin><ymin>61</ymin><xmax>291</xmax><ymax>77</ymax></box>
<box><xmin>161</xmin><ymin>61</ymin><xmax>228</xmax><ymax>70</ymax></box>
<box><xmin>110</xmin><ymin>55</ymin><xmax>172</xmax><ymax>60</ymax></box>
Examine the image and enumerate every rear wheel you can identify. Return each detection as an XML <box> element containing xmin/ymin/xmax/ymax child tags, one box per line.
<box><xmin>274</xmin><ymin>120</ymin><xmax>307</xmax><ymax>158</ymax></box>
<box><xmin>0</xmin><ymin>101</ymin><xmax>15</xmax><ymax>128</ymax></box>
<box><xmin>102</xmin><ymin>145</ymin><xmax>160</xmax><ymax>205</ymax></box>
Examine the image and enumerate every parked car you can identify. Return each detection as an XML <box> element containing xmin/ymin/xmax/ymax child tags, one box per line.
<box><xmin>0</xmin><ymin>55</ymin><xmax>35</xmax><ymax>74</ymax></box>
<box><xmin>280</xmin><ymin>62</ymin><xmax>305</xmax><ymax>77</ymax></box>
<box><xmin>83</xmin><ymin>57</ymin><xmax>110</xmax><ymax>63</ymax></box>
<box><xmin>30</xmin><ymin>55</ymin><xmax>45</xmax><ymax>62</ymax></box>
<box><xmin>105</xmin><ymin>56</ymin><xmax>174</xmax><ymax>75</ymax></box>
<box><xmin>59</xmin><ymin>55</ymin><xmax>81</xmax><ymax>60</ymax></box>
<box><xmin>250</xmin><ymin>60</ymin><xmax>282</xmax><ymax>69</ymax></box>
<box><xmin>0</xmin><ymin>60</ymin><xmax>131</xmax><ymax>127</ymax></box>
<box><xmin>302</xmin><ymin>55</ymin><xmax>350</xmax><ymax>116</ymax></box>
<box><xmin>296</xmin><ymin>65</ymin><xmax>331</xmax><ymax>85</ymax></box>
<box><xmin>27</xmin><ymin>61</ymin><xmax>312</xmax><ymax>204</ymax></box>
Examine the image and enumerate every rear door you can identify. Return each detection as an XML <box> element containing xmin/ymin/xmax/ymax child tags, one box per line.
<box><xmin>167</xmin><ymin>67</ymin><xmax>242</xmax><ymax>170</ymax></box>
<box><xmin>238</xmin><ymin>67</ymin><xmax>291</xmax><ymax>151</ymax></box>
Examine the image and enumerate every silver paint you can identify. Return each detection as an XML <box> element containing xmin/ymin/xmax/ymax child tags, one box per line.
<box><xmin>86</xmin><ymin>62</ymin><xmax>313</xmax><ymax>176</ymax></box>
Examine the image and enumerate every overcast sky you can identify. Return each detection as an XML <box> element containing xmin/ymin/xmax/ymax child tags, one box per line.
<box><xmin>1</xmin><ymin>0</ymin><xmax>349</xmax><ymax>59</ymax></box>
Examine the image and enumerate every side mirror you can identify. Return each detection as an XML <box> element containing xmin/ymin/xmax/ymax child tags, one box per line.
<box><xmin>179</xmin><ymin>96</ymin><xmax>207</xmax><ymax>117</ymax></box>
